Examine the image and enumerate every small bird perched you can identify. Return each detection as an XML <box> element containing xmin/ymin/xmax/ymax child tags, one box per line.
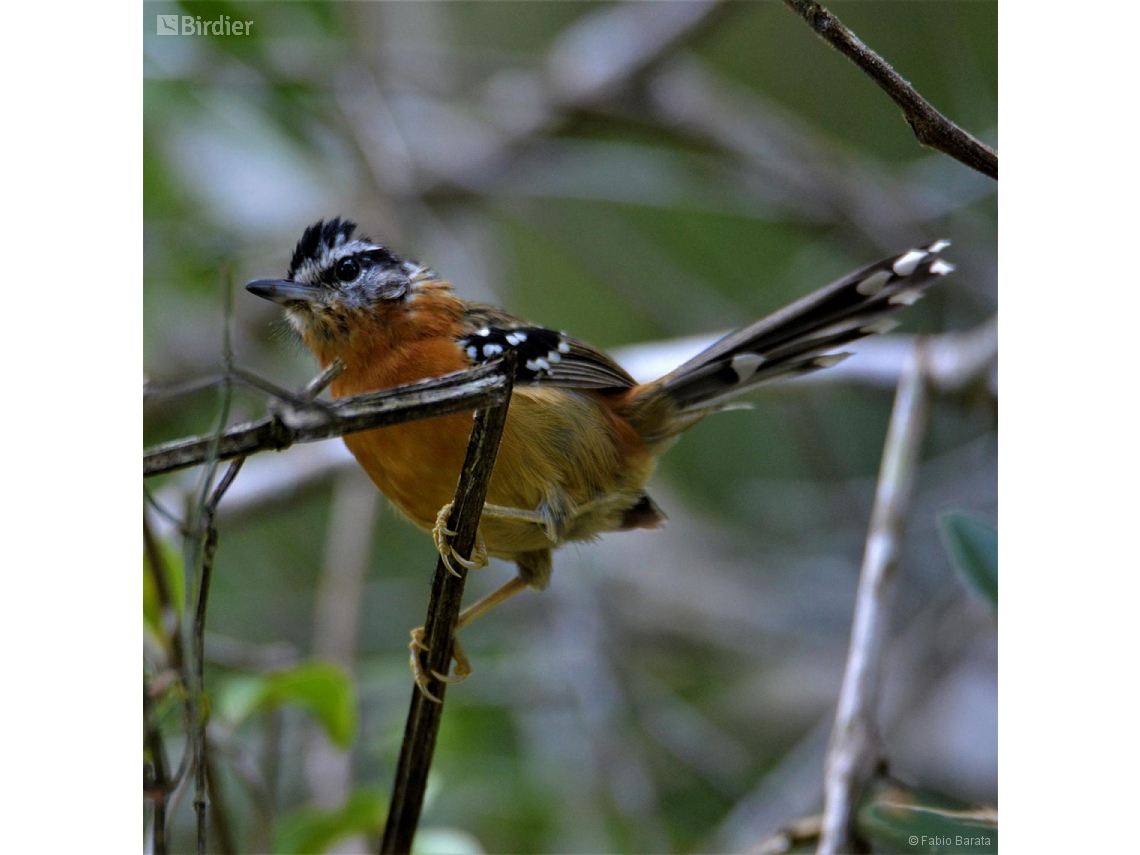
<box><xmin>247</xmin><ymin>218</ymin><xmax>952</xmax><ymax>697</ymax></box>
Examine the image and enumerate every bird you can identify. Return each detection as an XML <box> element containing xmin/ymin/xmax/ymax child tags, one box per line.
<box><xmin>247</xmin><ymin>218</ymin><xmax>952</xmax><ymax>698</ymax></box>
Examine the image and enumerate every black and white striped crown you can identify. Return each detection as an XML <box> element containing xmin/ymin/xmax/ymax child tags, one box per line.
<box><xmin>288</xmin><ymin>217</ymin><xmax>365</xmax><ymax>279</ymax></box>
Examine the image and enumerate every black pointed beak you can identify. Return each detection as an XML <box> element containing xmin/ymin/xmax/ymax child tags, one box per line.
<box><xmin>245</xmin><ymin>278</ymin><xmax>319</xmax><ymax>305</ymax></box>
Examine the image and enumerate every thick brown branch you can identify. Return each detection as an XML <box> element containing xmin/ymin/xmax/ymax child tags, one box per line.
<box><xmin>381</xmin><ymin>354</ymin><xmax>516</xmax><ymax>855</ymax></box>
<box><xmin>143</xmin><ymin>361</ymin><xmax>513</xmax><ymax>478</ymax></box>
<box><xmin>781</xmin><ymin>0</ymin><xmax>997</xmax><ymax>180</ymax></box>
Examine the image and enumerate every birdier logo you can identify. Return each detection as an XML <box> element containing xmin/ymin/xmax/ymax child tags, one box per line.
<box><xmin>156</xmin><ymin>14</ymin><xmax>253</xmax><ymax>36</ymax></box>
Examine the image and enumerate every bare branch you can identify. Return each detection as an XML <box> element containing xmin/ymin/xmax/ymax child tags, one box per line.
<box><xmin>381</xmin><ymin>354</ymin><xmax>516</xmax><ymax>855</ymax></box>
<box><xmin>781</xmin><ymin>0</ymin><xmax>997</xmax><ymax>180</ymax></box>
<box><xmin>818</xmin><ymin>345</ymin><xmax>930</xmax><ymax>855</ymax></box>
<box><xmin>192</xmin><ymin>457</ymin><xmax>245</xmax><ymax>854</ymax></box>
<box><xmin>299</xmin><ymin>358</ymin><xmax>347</xmax><ymax>399</ymax></box>
<box><xmin>144</xmin><ymin>374</ymin><xmax>231</xmax><ymax>402</ymax></box>
<box><xmin>143</xmin><ymin>360</ymin><xmax>513</xmax><ymax>478</ymax></box>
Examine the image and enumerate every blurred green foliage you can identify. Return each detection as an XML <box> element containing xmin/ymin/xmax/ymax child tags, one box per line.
<box><xmin>219</xmin><ymin>661</ymin><xmax>357</xmax><ymax>749</ymax></box>
<box><xmin>274</xmin><ymin>789</ymin><xmax>387</xmax><ymax>854</ymax></box>
<box><xmin>939</xmin><ymin>511</ymin><xmax>998</xmax><ymax>613</ymax></box>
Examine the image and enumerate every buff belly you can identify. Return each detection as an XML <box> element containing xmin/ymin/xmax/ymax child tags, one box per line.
<box><xmin>342</xmin><ymin>386</ymin><xmax>656</xmax><ymax>560</ymax></box>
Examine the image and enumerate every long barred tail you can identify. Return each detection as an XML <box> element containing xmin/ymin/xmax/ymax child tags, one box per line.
<box><xmin>627</xmin><ymin>241</ymin><xmax>953</xmax><ymax>441</ymax></box>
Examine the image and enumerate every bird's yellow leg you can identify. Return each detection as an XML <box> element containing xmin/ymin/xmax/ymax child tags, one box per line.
<box><xmin>408</xmin><ymin>575</ymin><xmax>531</xmax><ymax>702</ymax></box>
<box><xmin>480</xmin><ymin>503</ymin><xmax>549</xmax><ymax>525</ymax></box>
<box><xmin>434</xmin><ymin>500</ymin><xmax>562</xmax><ymax>575</ymax></box>
<box><xmin>439</xmin><ymin>496</ymin><xmax>584</xmax><ymax>545</ymax></box>
<box><xmin>455</xmin><ymin>575</ymin><xmax>530</xmax><ymax>631</ymax></box>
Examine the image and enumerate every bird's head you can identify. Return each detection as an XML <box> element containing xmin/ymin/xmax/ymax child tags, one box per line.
<box><xmin>246</xmin><ymin>218</ymin><xmax>432</xmax><ymax>344</ymax></box>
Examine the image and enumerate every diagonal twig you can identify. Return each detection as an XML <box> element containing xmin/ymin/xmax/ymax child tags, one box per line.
<box><xmin>781</xmin><ymin>0</ymin><xmax>997</xmax><ymax>180</ymax></box>
<box><xmin>381</xmin><ymin>353</ymin><xmax>516</xmax><ymax>855</ymax></box>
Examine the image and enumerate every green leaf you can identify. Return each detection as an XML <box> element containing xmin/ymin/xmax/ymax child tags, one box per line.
<box><xmin>938</xmin><ymin>511</ymin><xmax>997</xmax><ymax>612</ymax></box>
<box><xmin>273</xmin><ymin>789</ymin><xmax>386</xmax><ymax>854</ymax></box>
<box><xmin>143</xmin><ymin>538</ymin><xmax>185</xmax><ymax>638</ymax></box>
<box><xmin>218</xmin><ymin>660</ymin><xmax>357</xmax><ymax>749</ymax></box>
<box><xmin>858</xmin><ymin>785</ymin><xmax>998</xmax><ymax>854</ymax></box>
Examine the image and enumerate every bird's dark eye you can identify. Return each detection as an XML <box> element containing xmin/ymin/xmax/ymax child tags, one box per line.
<box><xmin>335</xmin><ymin>257</ymin><xmax>361</xmax><ymax>282</ymax></box>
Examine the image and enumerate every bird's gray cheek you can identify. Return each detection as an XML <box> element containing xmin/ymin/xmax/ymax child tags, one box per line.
<box><xmin>372</xmin><ymin>275</ymin><xmax>410</xmax><ymax>302</ymax></box>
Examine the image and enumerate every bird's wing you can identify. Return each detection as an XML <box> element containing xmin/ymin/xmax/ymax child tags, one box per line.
<box><xmin>458</xmin><ymin>304</ymin><xmax>637</xmax><ymax>392</ymax></box>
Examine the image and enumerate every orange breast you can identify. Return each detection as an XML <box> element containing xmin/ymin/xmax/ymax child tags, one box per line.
<box><xmin>327</xmin><ymin>332</ymin><xmax>474</xmax><ymax>530</ymax></box>
<box><xmin>342</xmin><ymin>413</ymin><xmax>472</xmax><ymax>531</ymax></box>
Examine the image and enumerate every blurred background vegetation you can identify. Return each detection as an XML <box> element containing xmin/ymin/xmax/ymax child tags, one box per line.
<box><xmin>143</xmin><ymin>2</ymin><xmax>996</xmax><ymax>852</ymax></box>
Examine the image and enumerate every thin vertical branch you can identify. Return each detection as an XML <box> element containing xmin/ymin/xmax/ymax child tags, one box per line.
<box><xmin>818</xmin><ymin>344</ymin><xmax>930</xmax><ymax>855</ymax></box>
<box><xmin>193</xmin><ymin>457</ymin><xmax>245</xmax><ymax>854</ymax></box>
<box><xmin>188</xmin><ymin>272</ymin><xmax>240</xmax><ymax>855</ymax></box>
<box><xmin>381</xmin><ymin>354</ymin><xmax>516</xmax><ymax>855</ymax></box>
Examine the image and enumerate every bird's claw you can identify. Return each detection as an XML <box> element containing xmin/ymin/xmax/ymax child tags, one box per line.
<box><xmin>432</xmin><ymin>503</ymin><xmax>488</xmax><ymax>577</ymax></box>
<box><xmin>408</xmin><ymin>628</ymin><xmax>441</xmax><ymax>702</ymax></box>
<box><xmin>409</xmin><ymin>626</ymin><xmax>473</xmax><ymax>703</ymax></box>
